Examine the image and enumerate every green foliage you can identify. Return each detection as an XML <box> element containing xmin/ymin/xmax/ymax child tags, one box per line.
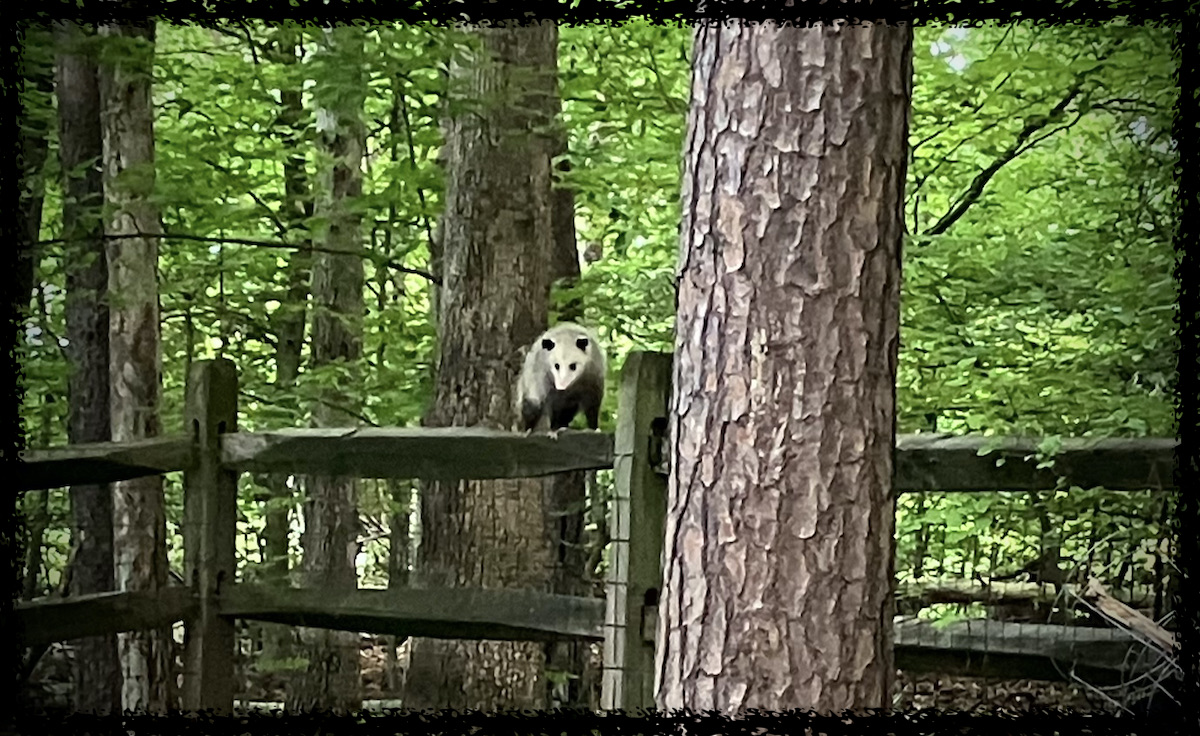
<box><xmin>892</xmin><ymin>24</ymin><xmax>1177</xmax><ymax>619</ymax></box>
<box><xmin>18</xmin><ymin>21</ymin><xmax>1177</xmax><ymax>602</ymax></box>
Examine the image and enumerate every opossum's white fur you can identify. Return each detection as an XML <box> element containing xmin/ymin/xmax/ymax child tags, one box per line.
<box><xmin>516</xmin><ymin>322</ymin><xmax>606</xmax><ymax>432</ymax></box>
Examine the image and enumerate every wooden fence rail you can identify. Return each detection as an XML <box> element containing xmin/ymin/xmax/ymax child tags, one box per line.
<box><xmin>13</xmin><ymin>585</ymin><xmax>602</xmax><ymax>650</ymax></box>
<box><xmin>221</xmin><ymin>426</ymin><xmax>615</xmax><ymax>480</ymax></box>
<box><xmin>17</xmin><ymin>433</ymin><xmax>1177</xmax><ymax>495</ymax></box>
<box><xmin>893</xmin><ymin>434</ymin><xmax>1176</xmax><ymax>493</ymax></box>
<box><xmin>221</xmin><ymin>585</ymin><xmax>606</xmax><ymax>642</ymax></box>
<box><xmin>12</xmin><ymin>353</ymin><xmax>1179</xmax><ymax>714</ymax></box>
<box><xmin>16</xmin><ymin>436</ymin><xmax>193</xmax><ymax>492</ymax></box>
<box><xmin>17</xmin><ymin>588</ymin><xmax>197</xmax><ymax>649</ymax></box>
<box><xmin>15</xmin><ymin>587</ymin><xmax>1156</xmax><ymax>685</ymax></box>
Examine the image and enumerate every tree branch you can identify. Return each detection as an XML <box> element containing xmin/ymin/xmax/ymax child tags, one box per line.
<box><xmin>239</xmin><ymin>388</ymin><xmax>380</xmax><ymax>428</ymax></box>
<box><xmin>924</xmin><ymin>83</ymin><xmax>1085</xmax><ymax>238</ymax></box>
<box><xmin>39</xmin><ymin>231</ymin><xmax>441</xmax><ymax>285</ymax></box>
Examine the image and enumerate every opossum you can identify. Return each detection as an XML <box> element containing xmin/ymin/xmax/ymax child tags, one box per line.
<box><xmin>516</xmin><ymin>322</ymin><xmax>606</xmax><ymax>432</ymax></box>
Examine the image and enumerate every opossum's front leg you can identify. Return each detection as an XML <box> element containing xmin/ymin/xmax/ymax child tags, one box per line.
<box><xmin>520</xmin><ymin>399</ymin><xmax>543</xmax><ymax>435</ymax></box>
<box><xmin>584</xmin><ymin>403</ymin><xmax>600</xmax><ymax>431</ymax></box>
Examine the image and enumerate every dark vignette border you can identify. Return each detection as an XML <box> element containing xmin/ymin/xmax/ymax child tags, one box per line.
<box><xmin>1170</xmin><ymin>0</ymin><xmax>1197</xmax><ymax>732</ymax></box>
<box><xmin>5</xmin><ymin>12</ymin><xmax>27</xmax><ymax>724</ymax></box>
<box><xmin>3</xmin><ymin>0</ymin><xmax>1192</xmax><ymax>734</ymax></box>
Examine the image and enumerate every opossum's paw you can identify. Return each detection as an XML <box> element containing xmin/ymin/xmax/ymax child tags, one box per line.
<box><xmin>549</xmin><ymin>427</ymin><xmax>565</xmax><ymax>440</ymax></box>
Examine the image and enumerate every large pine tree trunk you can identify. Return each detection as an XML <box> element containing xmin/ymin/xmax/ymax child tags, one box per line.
<box><xmin>403</xmin><ymin>22</ymin><xmax>558</xmax><ymax>711</ymax></box>
<box><xmin>57</xmin><ymin>20</ymin><xmax>120</xmax><ymax>715</ymax></box>
<box><xmin>657</xmin><ymin>22</ymin><xmax>912</xmax><ymax>713</ymax></box>
<box><xmin>286</xmin><ymin>24</ymin><xmax>365</xmax><ymax>714</ymax></box>
<box><xmin>98</xmin><ymin>21</ymin><xmax>172</xmax><ymax>713</ymax></box>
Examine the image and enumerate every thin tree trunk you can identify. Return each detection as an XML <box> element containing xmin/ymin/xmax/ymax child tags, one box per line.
<box><xmin>56</xmin><ymin>20</ymin><xmax>120</xmax><ymax>714</ymax></box>
<box><xmin>657</xmin><ymin>21</ymin><xmax>912</xmax><ymax>713</ymax></box>
<box><xmin>21</xmin><ymin>483</ymin><xmax>47</xmax><ymax>598</ymax></box>
<box><xmin>23</xmin><ymin>288</ymin><xmax>58</xmax><ymax>603</ymax></box>
<box><xmin>543</xmin><ymin>105</ymin><xmax>594</xmax><ymax>709</ymax></box>
<box><xmin>404</xmin><ymin>22</ymin><xmax>558</xmax><ymax>711</ymax></box>
<box><xmin>255</xmin><ymin>28</ymin><xmax>312</xmax><ymax>680</ymax></box>
<box><xmin>549</xmin><ymin>130</ymin><xmax>582</xmax><ymax>324</ymax></box>
<box><xmin>286</xmin><ymin>24</ymin><xmax>365</xmax><ymax>714</ymax></box>
<box><xmin>16</xmin><ymin>26</ymin><xmax>52</xmax><ymax>319</ymax></box>
<box><xmin>99</xmin><ymin>21</ymin><xmax>172</xmax><ymax>713</ymax></box>
<box><xmin>17</xmin><ymin>26</ymin><xmax>53</xmax><ymax>606</ymax></box>
<box><xmin>385</xmin><ymin>480</ymin><xmax>412</xmax><ymax>693</ymax></box>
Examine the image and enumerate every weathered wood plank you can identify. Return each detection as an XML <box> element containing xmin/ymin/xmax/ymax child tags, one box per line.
<box><xmin>648</xmin><ymin>432</ymin><xmax>1177</xmax><ymax>492</ymax></box>
<box><xmin>221</xmin><ymin>585</ymin><xmax>604</xmax><ymax>642</ymax></box>
<box><xmin>895</xmin><ymin>434</ymin><xmax>1176</xmax><ymax>492</ymax></box>
<box><xmin>897</xmin><ymin>579</ymin><xmax>1153</xmax><ymax>609</ymax></box>
<box><xmin>181</xmin><ymin>359</ymin><xmax>239</xmax><ymax>714</ymax></box>
<box><xmin>894</xmin><ymin>616</ymin><xmax>1165</xmax><ymax>684</ymax></box>
<box><xmin>15</xmin><ymin>588</ymin><xmax>196</xmax><ymax>648</ymax></box>
<box><xmin>220</xmin><ymin>427</ymin><xmax>614</xmax><ymax>480</ymax></box>
<box><xmin>22</xmin><ymin>430</ymin><xmax>1171</xmax><ymax>492</ymax></box>
<box><xmin>16</xmin><ymin>436</ymin><xmax>194</xmax><ymax>492</ymax></box>
<box><xmin>1081</xmin><ymin>577</ymin><xmax>1176</xmax><ymax>654</ymax></box>
<box><xmin>641</xmin><ymin>605</ymin><xmax>1158</xmax><ymax>684</ymax></box>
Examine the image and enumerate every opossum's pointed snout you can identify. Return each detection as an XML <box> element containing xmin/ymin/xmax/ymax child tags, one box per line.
<box><xmin>554</xmin><ymin>373</ymin><xmax>573</xmax><ymax>391</ymax></box>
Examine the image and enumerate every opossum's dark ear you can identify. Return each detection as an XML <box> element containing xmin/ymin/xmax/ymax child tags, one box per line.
<box><xmin>541</xmin><ymin>338</ymin><xmax>555</xmax><ymax>350</ymax></box>
<box><xmin>576</xmin><ymin>338</ymin><xmax>589</xmax><ymax>351</ymax></box>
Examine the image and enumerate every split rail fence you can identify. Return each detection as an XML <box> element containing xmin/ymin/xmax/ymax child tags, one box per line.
<box><xmin>14</xmin><ymin>353</ymin><xmax>1176</xmax><ymax>712</ymax></box>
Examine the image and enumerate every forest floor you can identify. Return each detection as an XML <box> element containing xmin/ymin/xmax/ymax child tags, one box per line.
<box><xmin>21</xmin><ymin>632</ymin><xmax>1106</xmax><ymax>713</ymax></box>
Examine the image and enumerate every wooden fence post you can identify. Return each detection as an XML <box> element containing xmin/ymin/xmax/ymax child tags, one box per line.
<box><xmin>602</xmin><ymin>351</ymin><xmax>671</xmax><ymax>711</ymax></box>
<box><xmin>181</xmin><ymin>358</ymin><xmax>238</xmax><ymax>713</ymax></box>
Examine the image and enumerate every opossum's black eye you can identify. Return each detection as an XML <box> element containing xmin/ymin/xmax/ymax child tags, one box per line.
<box><xmin>555</xmin><ymin>363</ymin><xmax>561</xmax><ymax>370</ymax></box>
<box><xmin>569</xmin><ymin>363</ymin><xmax>578</xmax><ymax>371</ymax></box>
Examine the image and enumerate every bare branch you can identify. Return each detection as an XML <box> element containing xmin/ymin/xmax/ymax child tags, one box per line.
<box><xmin>924</xmin><ymin>83</ymin><xmax>1084</xmax><ymax>237</ymax></box>
<box><xmin>39</xmin><ymin>231</ymin><xmax>441</xmax><ymax>285</ymax></box>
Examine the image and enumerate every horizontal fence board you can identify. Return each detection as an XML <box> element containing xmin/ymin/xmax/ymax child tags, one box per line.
<box><xmin>894</xmin><ymin>617</ymin><xmax>1161</xmax><ymax>684</ymax></box>
<box><xmin>220</xmin><ymin>427</ymin><xmax>615</xmax><ymax>480</ymax></box>
<box><xmin>18</xmin><ymin>431</ymin><xmax>1173</xmax><ymax>492</ymax></box>
<box><xmin>15</xmin><ymin>587</ymin><xmax>197</xmax><ymax>647</ymax></box>
<box><xmin>20</xmin><ymin>585</ymin><xmax>1157</xmax><ymax>685</ymax></box>
<box><xmin>16</xmin><ymin>436</ymin><xmax>194</xmax><ymax>492</ymax></box>
<box><xmin>641</xmin><ymin>605</ymin><xmax>1156</xmax><ymax>683</ymax></box>
<box><xmin>221</xmin><ymin>584</ymin><xmax>605</xmax><ymax>642</ymax></box>
<box><xmin>894</xmin><ymin>434</ymin><xmax>1176</xmax><ymax>492</ymax></box>
<box><xmin>897</xmin><ymin>579</ymin><xmax>1153</xmax><ymax>609</ymax></box>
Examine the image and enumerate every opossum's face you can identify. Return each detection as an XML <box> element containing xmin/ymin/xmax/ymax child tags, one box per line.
<box><xmin>543</xmin><ymin>336</ymin><xmax>590</xmax><ymax>392</ymax></box>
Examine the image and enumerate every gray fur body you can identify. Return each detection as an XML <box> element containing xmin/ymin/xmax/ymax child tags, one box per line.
<box><xmin>517</xmin><ymin>322</ymin><xmax>606</xmax><ymax>431</ymax></box>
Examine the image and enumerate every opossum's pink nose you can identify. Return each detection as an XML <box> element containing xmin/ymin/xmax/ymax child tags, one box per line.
<box><xmin>554</xmin><ymin>374</ymin><xmax>573</xmax><ymax>391</ymax></box>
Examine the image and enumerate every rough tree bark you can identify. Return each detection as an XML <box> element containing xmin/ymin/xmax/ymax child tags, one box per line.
<box><xmin>286</xmin><ymin>24</ymin><xmax>365</xmax><ymax>714</ymax></box>
<box><xmin>657</xmin><ymin>22</ymin><xmax>913</xmax><ymax>713</ymax></box>
<box><xmin>404</xmin><ymin>22</ymin><xmax>558</xmax><ymax>711</ymax></box>
<box><xmin>57</xmin><ymin>20</ymin><xmax>121</xmax><ymax>714</ymax></box>
<box><xmin>98</xmin><ymin>21</ymin><xmax>173</xmax><ymax>713</ymax></box>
